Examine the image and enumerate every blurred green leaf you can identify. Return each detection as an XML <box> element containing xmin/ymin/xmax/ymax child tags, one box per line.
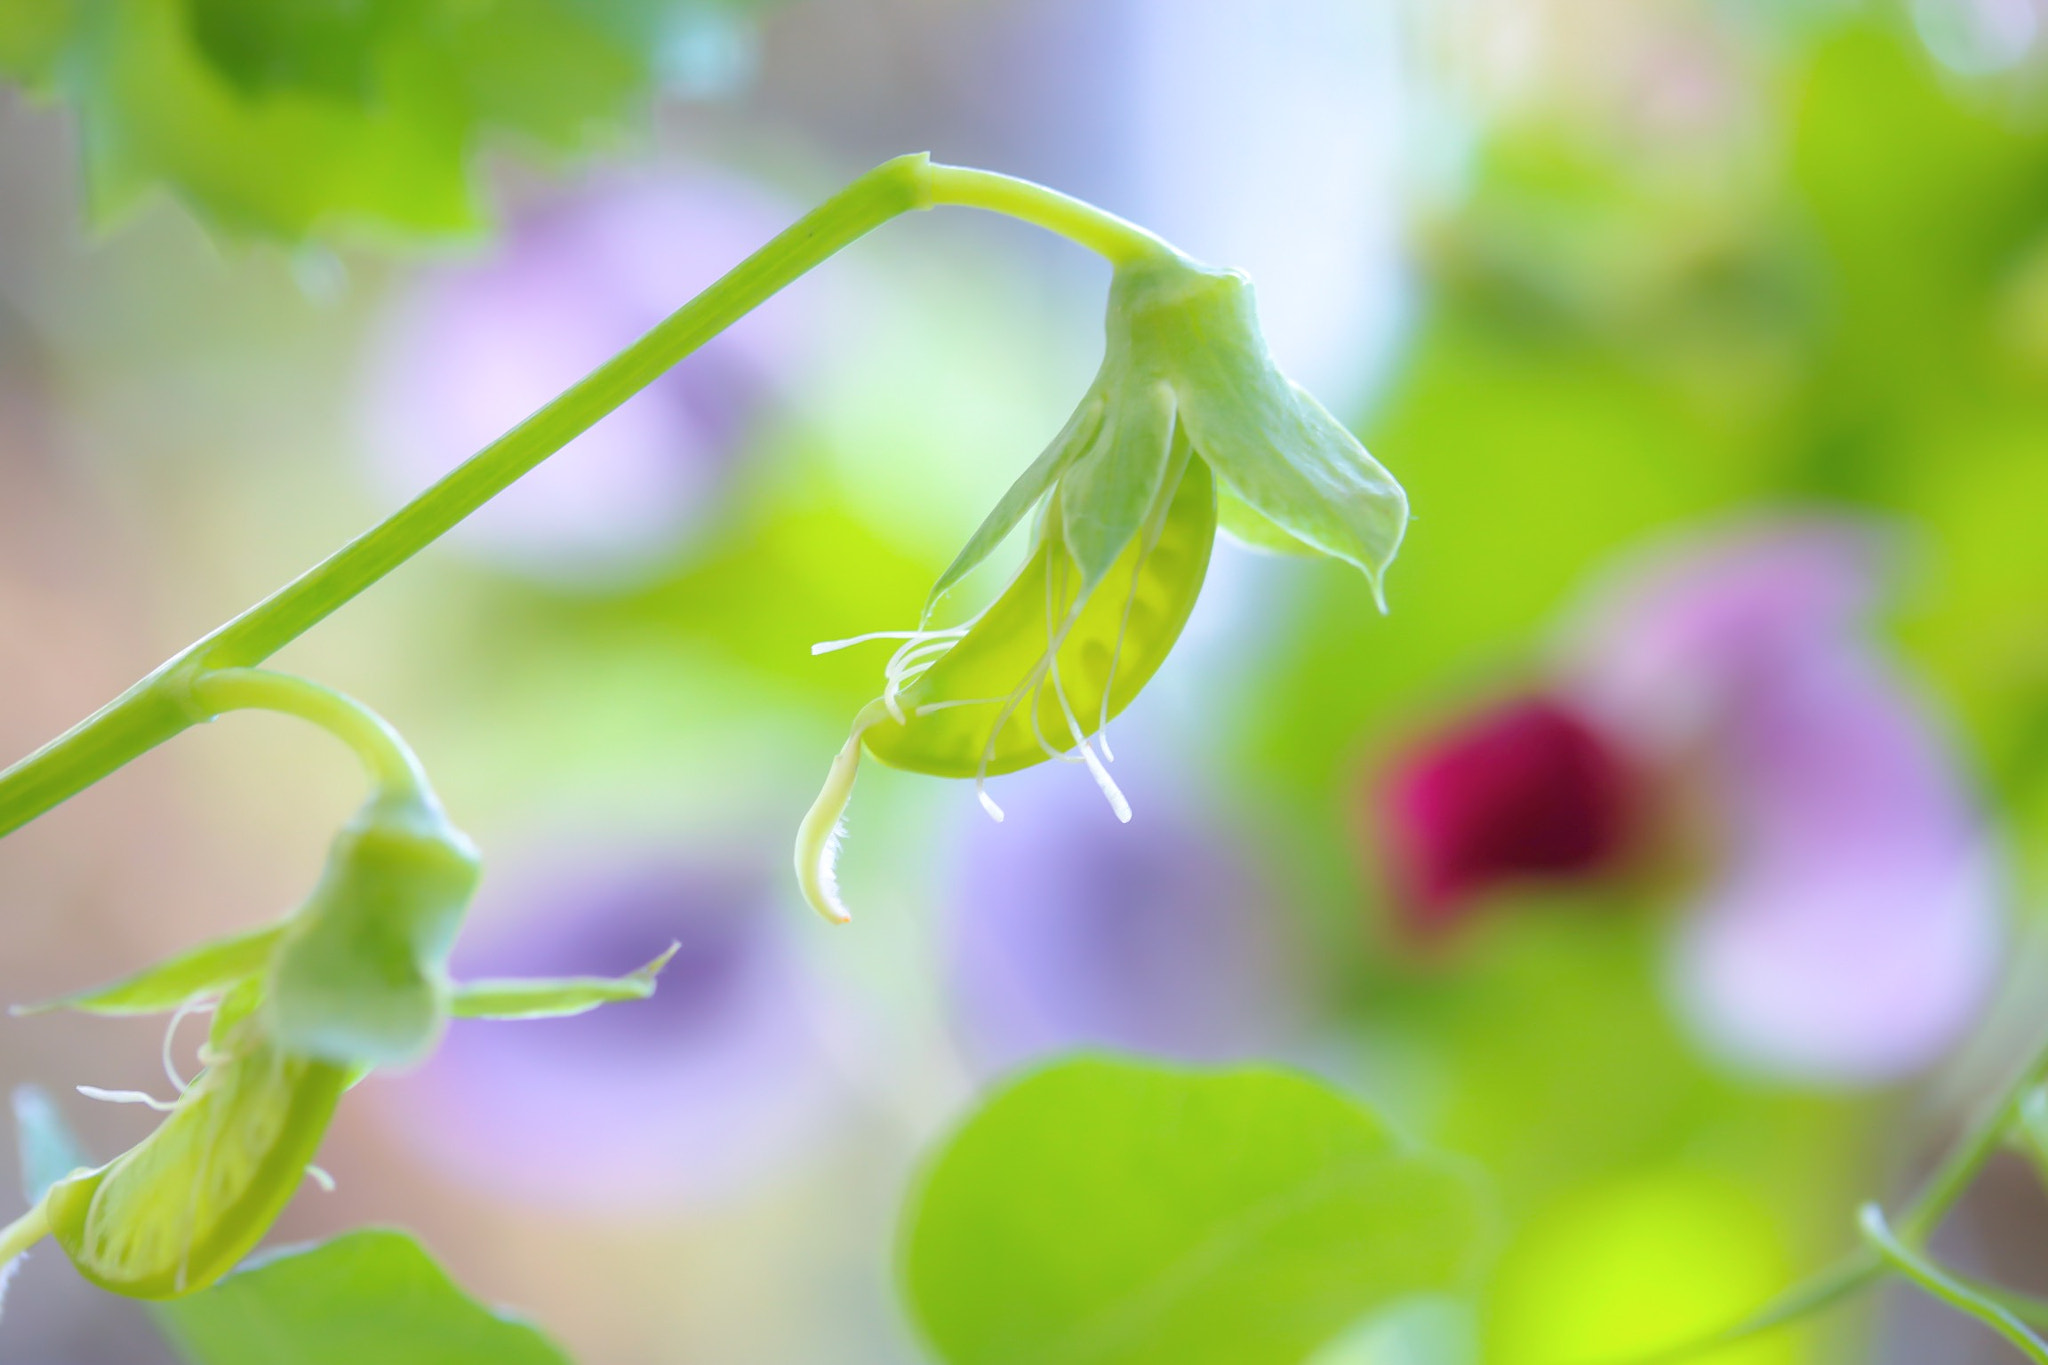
<box><xmin>158</xmin><ymin>1228</ymin><xmax>569</xmax><ymax>1365</ymax></box>
<box><xmin>901</xmin><ymin>1056</ymin><xmax>1489</xmax><ymax>1365</ymax></box>
<box><xmin>0</xmin><ymin>0</ymin><xmax>764</xmax><ymax>243</ymax></box>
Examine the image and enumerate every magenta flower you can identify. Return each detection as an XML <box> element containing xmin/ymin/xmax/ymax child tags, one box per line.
<box><xmin>1379</xmin><ymin>696</ymin><xmax>1639</xmax><ymax>936</ymax></box>
<box><xmin>1379</xmin><ymin>519</ymin><xmax>2003</xmax><ymax>1083</ymax></box>
<box><xmin>361</xmin><ymin>172</ymin><xmax>803</xmax><ymax>584</ymax></box>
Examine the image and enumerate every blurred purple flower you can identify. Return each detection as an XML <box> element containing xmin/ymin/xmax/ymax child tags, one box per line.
<box><xmin>373</xmin><ymin>852</ymin><xmax>845</xmax><ymax>1212</ymax></box>
<box><xmin>947</xmin><ymin>760</ymin><xmax>1298</xmax><ymax>1074</ymax></box>
<box><xmin>362</xmin><ymin>172</ymin><xmax>803</xmax><ymax>584</ymax></box>
<box><xmin>1567</xmin><ymin>519</ymin><xmax>2003</xmax><ymax>1084</ymax></box>
<box><xmin>1377</xmin><ymin>519</ymin><xmax>2002</xmax><ymax>1084</ymax></box>
<box><xmin>1380</xmin><ymin>697</ymin><xmax>1639</xmax><ymax>937</ymax></box>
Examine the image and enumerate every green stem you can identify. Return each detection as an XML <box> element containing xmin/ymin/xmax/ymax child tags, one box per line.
<box><xmin>0</xmin><ymin>1203</ymin><xmax>47</xmax><ymax>1266</ymax></box>
<box><xmin>188</xmin><ymin>669</ymin><xmax>426</xmax><ymax>796</ymax></box>
<box><xmin>925</xmin><ymin>165</ymin><xmax>1172</xmax><ymax>265</ymax></box>
<box><xmin>1861</xmin><ymin>1204</ymin><xmax>2048</xmax><ymax>1362</ymax></box>
<box><xmin>1896</xmin><ymin>1038</ymin><xmax>2048</xmax><ymax>1244</ymax></box>
<box><xmin>1613</xmin><ymin>1032</ymin><xmax>2048</xmax><ymax>1364</ymax></box>
<box><xmin>0</xmin><ymin>155</ymin><xmax>1170</xmax><ymax>840</ymax></box>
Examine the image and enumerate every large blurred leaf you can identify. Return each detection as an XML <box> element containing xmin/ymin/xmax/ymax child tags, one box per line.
<box><xmin>158</xmin><ymin>1228</ymin><xmax>570</xmax><ymax>1365</ymax></box>
<box><xmin>0</xmin><ymin>0</ymin><xmax>761</xmax><ymax>243</ymax></box>
<box><xmin>901</xmin><ymin>1056</ymin><xmax>1488</xmax><ymax>1365</ymax></box>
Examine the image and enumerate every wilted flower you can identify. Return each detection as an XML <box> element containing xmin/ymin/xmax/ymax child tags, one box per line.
<box><xmin>800</xmin><ymin>248</ymin><xmax>1409</xmax><ymax>921</ymax></box>
<box><xmin>1374</xmin><ymin>519</ymin><xmax>2003</xmax><ymax>1083</ymax></box>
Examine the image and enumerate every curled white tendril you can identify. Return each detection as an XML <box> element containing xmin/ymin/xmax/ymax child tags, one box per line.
<box><xmin>76</xmin><ymin>989</ymin><xmax>224</xmax><ymax>1115</ymax></box>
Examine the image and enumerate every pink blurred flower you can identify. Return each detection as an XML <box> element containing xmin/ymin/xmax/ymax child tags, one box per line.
<box><xmin>1380</xmin><ymin>519</ymin><xmax>2004</xmax><ymax>1084</ymax></box>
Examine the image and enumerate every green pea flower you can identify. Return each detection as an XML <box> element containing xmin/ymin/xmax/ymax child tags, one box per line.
<box><xmin>0</xmin><ymin>673</ymin><xmax>679</xmax><ymax>1303</ymax></box>
<box><xmin>799</xmin><ymin>249</ymin><xmax>1408</xmax><ymax>922</ymax></box>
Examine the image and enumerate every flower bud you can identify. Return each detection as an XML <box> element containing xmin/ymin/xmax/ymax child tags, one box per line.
<box><xmin>264</xmin><ymin>792</ymin><xmax>482</xmax><ymax>1069</ymax></box>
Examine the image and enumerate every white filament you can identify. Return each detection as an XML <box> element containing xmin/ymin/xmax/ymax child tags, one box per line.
<box><xmin>160</xmin><ymin>992</ymin><xmax>219</xmax><ymax>1095</ymax></box>
<box><xmin>77</xmin><ymin>1085</ymin><xmax>178</xmax><ymax>1112</ymax></box>
<box><xmin>810</xmin><ymin>627</ymin><xmax>966</xmax><ymax>656</ymax></box>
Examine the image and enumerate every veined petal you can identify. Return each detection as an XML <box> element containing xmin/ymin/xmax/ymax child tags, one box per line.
<box><xmin>926</xmin><ymin>389</ymin><xmax>1107</xmax><ymax>613</ymax></box>
<box><xmin>1110</xmin><ymin>256</ymin><xmax>1408</xmax><ymax>598</ymax></box>
<box><xmin>1182</xmin><ymin>374</ymin><xmax>1406</xmax><ymax>603</ymax></box>
<box><xmin>864</xmin><ymin>453</ymin><xmax>1216</xmax><ymax>779</ymax></box>
<box><xmin>1058</xmin><ymin>379</ymin><xmax>1179</xmax><ymax>593</ymax></box>
<box><xmin>45</xmin><ymin>1033</ymin><xmax>347</xmax><ymax>1300</ymax></box>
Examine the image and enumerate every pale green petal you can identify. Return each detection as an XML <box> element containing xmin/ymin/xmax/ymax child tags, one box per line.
<box><xmin>448</xmin><ymin>944</ymin><xmax>678</xmax><ymax>1020</ymax></box>
<box><xmin>1110</xmin><ymin>255</ymin><xmax>1409</xmax><ymax>600</ymax></box>
<box><xmin>1058</xmin><ymin>379</ymin><xmax>1178</xmax><ymax>592</ymax></box>
<box><xmin>1216</xmin><ymin>487</ymin><xmax>1318</xmax><ymax>556</ymax></box>
<box><xmin>926</xmin><ymin>391</ymin><xmax>1106</xmax><ymax>612</ymax></box>
<box><xmin>1185</xmin><ymin>375</ymin><xmax>1407</xmax><ymax>604</ymax></box>
<box><xmin>12</xmin><ymin>924</ymin><xmax>283</xmax><ymax>1018</ymax></box>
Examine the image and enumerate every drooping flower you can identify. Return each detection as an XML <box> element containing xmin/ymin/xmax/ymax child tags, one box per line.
<box><xmin>799</xmin><ymin>249</ymin><xmax>1410</xmax><ymax>921</ymax></box>
<box><xmin>1374</xmin><ymin>518</ymin><xmax>2003</xmax><ymax>1083</ymax></box>
<box><xmin>1</xmin><ymin>779</ymin><xmax>672</xmax><ymax>1298</ymax></box>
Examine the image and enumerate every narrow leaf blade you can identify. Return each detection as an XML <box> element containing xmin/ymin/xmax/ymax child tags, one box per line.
<box><xmin>449</xmin><ymin>943</ymin><xmax>679</xmax><ymax>1020</ymax></box>
<box><xmin>12</xmin><ymin>924</ymin><xmax>282</xmax><ymax>1018</ymax></box>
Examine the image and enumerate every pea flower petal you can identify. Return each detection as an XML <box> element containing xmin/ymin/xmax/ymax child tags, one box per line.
<box><xmin>800</xmin><ymin>249</ymin><xmax>1408</xmax><ymax>921</ymax></box>
<box><xmin>1567</xmin><ymin>520</ymin><xmax>2003</xmax><ymax>1083</ymax></box>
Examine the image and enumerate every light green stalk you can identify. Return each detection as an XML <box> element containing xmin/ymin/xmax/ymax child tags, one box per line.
<box><xmin>0</xmin><ymin>156</ymin><xmax>1159</xmax><ymax>839</ymax></box>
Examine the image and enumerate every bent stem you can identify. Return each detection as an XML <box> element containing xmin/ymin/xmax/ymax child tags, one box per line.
<box><xmin>1861</xmin><ymin>1204</ymin><xmax>2048</xmax><ymax>1362</ymax></box>
<box><xmin>0</xmin><ymin>155</ymin><xmax>1169</xmax><ymax>841</ymax></box>
<box><xmin>925</xmin><ymin>165</ymin><xmax>1172</xmax><ymax>265</ymax></box>
<box><xmin>189</xmin><ymin>669</ymin><xmax>427</xmax><ymax>797</ymax></box>
<box><xmin>1630</xmin><ymin>1032</ymin><xmax>2048</xmax><ymax>1364</ymax></box>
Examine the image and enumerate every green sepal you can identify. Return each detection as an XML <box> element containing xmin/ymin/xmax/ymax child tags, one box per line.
<box><xmin>1058</xmin><ymin>379</ymin><xmax>1179</xmax><ymax>593</ymax></box>
<box><xmin>448</xmin><ymin>943</ymin><xmax>678</xmax><ymax>1021</ymax></box>
<box><xmin>926</xmin><ymin>394</ymin><xmax>1105</xmax><ymax>611</ymax></box>
<box><xmin>264</xmin><ymin>792</ymin><xmax>481</xmax><ymax>1070</ymax></box>
<box><xmin>45</xmin><ymin>1032</ymin><xmax>347</xmax><ymax>1301</ymax></box>
<box><xmin>12</xmin><ymin>923</ymin><xmax>283</xmax><ymax>1019</ymax></box>
<box><xmin>1112</xmin><ymin>254</ymin><xmax>1409</xmax><ymax>601</ymax></box>
<box><xmin>1217</xmin><ymin>486</ymin><xmax>1318</xmax><ymax>556</ymax></box>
